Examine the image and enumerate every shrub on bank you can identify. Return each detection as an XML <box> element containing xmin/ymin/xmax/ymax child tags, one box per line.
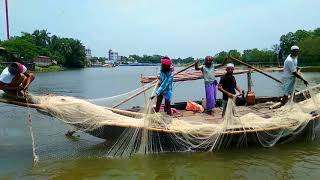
<box><xmin>35</xmin><ymin>65</ymin><xmax>65</xmax><ymax>72</ymax></box>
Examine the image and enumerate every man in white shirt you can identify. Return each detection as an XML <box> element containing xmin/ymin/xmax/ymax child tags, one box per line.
<box><xmin>281</xmin><ymin>45</ymin><xmax>308</xmax><ymax>105</ymax></box>
<box><xmin>0</xmin><ymin>62</ymin><xmax>35</xmax><ymax>97</ymax></box>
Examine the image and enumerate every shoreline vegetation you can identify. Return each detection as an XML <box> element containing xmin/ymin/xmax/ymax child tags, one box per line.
<box><xmin>34</xmin><ymin>65</ymin><xmax>65</xmax><ymax>72</ymax></box>
<box><xmin>0</xmin><ymin>30</ymin><xmax>87</xmax><ymax>70</ymax></box>
<box><xmin>0</xmin><ymin>27</ymin><xmax>319</xmax><ymax>73</ymax></box>
<box><xmin>0</xmin><ymin>62</ymin><xmax>319</xmax><ymax>73</ymax></box>
<box><xmin>0</xmin><ymin>64</ymin><xmax>66</xmax><ymax>73</ymax></box>
<box><xmin>96</xmin><ymin>27</ymin><xmax>320</xmax><ymax>68</ymax></box>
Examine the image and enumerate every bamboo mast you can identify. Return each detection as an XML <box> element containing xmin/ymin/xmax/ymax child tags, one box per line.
<box><xmin>228</xmin><ymin>56</ymin><xmax>283</xmax><ymax>84</ymax></box>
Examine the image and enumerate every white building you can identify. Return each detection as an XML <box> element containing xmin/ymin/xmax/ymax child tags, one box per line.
<box><xmin>85</xmin><ymin>49</ymin><xmax>92</xmax><ymax>59</ymax></box>
<box><xmin>108</xmin><ymin>49</ymin><xmax>118</xmax><ymax>63</ymax></box>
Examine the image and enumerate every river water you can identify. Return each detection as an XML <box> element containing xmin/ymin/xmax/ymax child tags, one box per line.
<box><xmin>1</xmin><ymin>67</ymin><xmax>320</xmax><ymax>179</ymax></box>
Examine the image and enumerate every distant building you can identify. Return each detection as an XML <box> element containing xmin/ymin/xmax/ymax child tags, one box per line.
<box><xmin>108</xmin><ymin>49</ymin><xmax>119</xmax><ymax>63</ymax></box>
<box><xmin>33</xmin><ymin>56</ymin><xmax>56</xmax><ymax>66</ymax></box>
<box><xmin>85</xmin><ymin>48</ymin><xmax>92</xmax><ymax>59</ymax></box>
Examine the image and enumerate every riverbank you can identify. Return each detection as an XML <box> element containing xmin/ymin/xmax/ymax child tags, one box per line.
<box><xmin>0</xmin><ymin>65</ymin><xmax>66</xmax><ymax>73</ymax></box>
<box><xmin>301</xmin><ymin>66</ymin><xmax>320</xmax><ymax>72</ymax></box>
<box><xmin>34</xmin><ymin>65</ymin><xmax>66</xmax><ymax>72</ymax></box>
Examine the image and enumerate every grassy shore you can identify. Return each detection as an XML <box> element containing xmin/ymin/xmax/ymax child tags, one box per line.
<box><xmin>0</xmin><ymin>64</ymin><xmax>66</xmax><ymax>73</ymax></box>
<box><xmin>301</xmin><ymin>66</ymin><xmax>320</xmax><ymax>72</ymax></box>
<box><xmin>35</xmin><ymin>65</ymin><xmax>66</xmax><ymax>72</ymax></box>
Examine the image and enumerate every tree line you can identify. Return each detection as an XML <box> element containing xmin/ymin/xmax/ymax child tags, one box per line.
<box><xmin>1</xmin><ymin>27</ymin><xmax>319</xmax><ymax>68</ymax></box>
<box><xmin>0</xmin><ymin>30</ymin><xmax>86</xmax><ymax>68</ymax></box>
<box><xmin>121</xmin><ymin>27</ymin><xmax>320</xmax><ymax>66</ymax></box>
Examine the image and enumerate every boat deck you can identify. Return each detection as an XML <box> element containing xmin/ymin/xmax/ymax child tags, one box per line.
<box><xmin>143</xmin><ymin>101</ymin><xmax>278</xmax><ymax>125</ymax></box>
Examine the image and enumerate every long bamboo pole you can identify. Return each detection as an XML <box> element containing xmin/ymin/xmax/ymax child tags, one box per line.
<box><xmin>0</xmin><ymin>98</ymin><xmax>43</xmax><ymax>109</ymax></box>
<box><xmin>105</xmin><ymin>107</ymin><xmax>143</xmax><ymax>118</ymax></box>
<box><xmin>112</xmin><ymin>62</ymin><xmax>197</xmax><ymax>108</ymax></box>
<box><xmin>0</xmin><ymin>96</ymin><xmax>144</xmax><ymax>119</ymax></box>
<box><xmin>5</xmin><ymin>0</ymin><xmax>10</xmax><ymax>40</ymax></box>
<box><xmin>228</xmin><ymin>56</ymin><xmax>283</xmax><ymax>84</ymax></box>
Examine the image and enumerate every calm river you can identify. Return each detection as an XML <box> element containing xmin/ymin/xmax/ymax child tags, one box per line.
<box><xmin>1</xmin><ymin>66</ymin><xmax>320</xmax><ymax>179</ymax></box>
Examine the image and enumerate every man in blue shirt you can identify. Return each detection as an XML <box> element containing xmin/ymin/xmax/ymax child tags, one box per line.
<box><xmin>281</xmin><ymin>45</ymin><xmax>309</xmax><ymax>106</ymax></box>
<box><xmin>150</xmin><ymin>56</ymin><xmax>174</xmax><ymax>116</ymax></box>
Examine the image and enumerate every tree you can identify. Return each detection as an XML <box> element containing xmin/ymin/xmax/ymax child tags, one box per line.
<box><xmin>0</xmin><ymin>30</ymin><xmax>87</xmax><ymax>68</ymax></box>
<box><xmin>313</xmin><ymin>28</ymin><xmax>320</xmax><ymax>37</ymax></box>
<box><xmin>228</xmin><ymin>49</ymin><xmax>241</xmax><ymax>59</ymax></box>
<box><xmin>298</xmin><ymin>37</ymin><xmax>320</xmax><ymax>66</ymax></box>
<box><xmin>280</xmin><ymin>32</ymin><xmax>297</xmax><ymax>56</ymax></box>
<box><xmin>32</xmin><ymin>29</ymin><xmax>51</xmax><ymax>47</ymax></box>
<box><xmin>58</xmin><ymin>38</ymin><xmax>86</xmax><ymax>68</ymax></box>
<box><xmin>214</xmin><ymin>51</ymin><xmax>228</xmax><ymax>63</ymax></box>
<box><xmin>1</xmin><ymin>37</ymin><xmax>38</xmax><ymax>60</ymax></box>
<box><xmin>242</xmin><ymin>48</ymin><xmax>276</xmax><ymax>65</ymax></box>
<box><xmin>294</xmin><ymin>30</ymin><xmax>311</xmax><ymax>42</ymax></box>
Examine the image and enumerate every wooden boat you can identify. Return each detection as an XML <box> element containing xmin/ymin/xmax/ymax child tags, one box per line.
<box><xmin>2</xmin><ymin>91</ymin><xmax>317</xmax><ymax>152</ymax></box>
<box><xmin>87</xmin><ymin>95</ymin><xmax>320</xmax><ymax>151</ymax></box>
<box><xmin>1</xmin><ymin>57</ymin><xmax>319</xmax><ymax>151</ymax></box>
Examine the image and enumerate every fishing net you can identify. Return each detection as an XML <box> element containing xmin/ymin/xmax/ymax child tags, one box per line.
<box><xmin>25</xmin><ymin>82</ymin><xmax>320</xmax><ymax>160</ymax></box>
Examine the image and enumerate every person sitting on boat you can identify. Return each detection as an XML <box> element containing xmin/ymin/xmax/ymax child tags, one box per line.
<box><xmin>0</xmin><ymin>62</ymin><xmax>35</xmax><ymax>97</ymax></box>
<box><xmin>218</xmin><ymin>63</ymin><xmax>242</xmax><ymax>117</ymax></box>
<box><xmin>281</xmin><ymin>45</ymin><xmax>309</xmax><ymax>106</ymax></box>
<box><xmin>195</xmin><ymin>56</ymin><xmax>226</xmax><ymax>115</ymax></box>
<box><xmin>150</xmin><ymin>56</ymin><xmax>174</xmax><ymax>116</ymax></box>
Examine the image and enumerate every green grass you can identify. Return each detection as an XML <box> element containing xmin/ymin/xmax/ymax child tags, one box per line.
<box><xmin>35</xmin><ymin>65</ymin><xmax>65</xmax><ymax>72</ymax></box>
<box><xmin>0</xmin><ymin>64</ymin><xmax>5</xmax><ymax>72</ymax></box>
<box><xmin>301</xmin><ymin>66</ymin><xmax>320</xmax><ymax>72</ymax></box>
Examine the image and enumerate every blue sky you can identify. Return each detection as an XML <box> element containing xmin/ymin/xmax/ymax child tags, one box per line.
<box><xmin>0</xmin><ymin>0</ymin><xmax>319</xmax><ymax>58</ymax></box>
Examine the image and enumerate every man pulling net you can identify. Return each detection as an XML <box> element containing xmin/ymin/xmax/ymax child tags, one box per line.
<box><xmin>0</xmin><ymin>62</ymin><xmax>35</xmax><ymax>98</ymax></box>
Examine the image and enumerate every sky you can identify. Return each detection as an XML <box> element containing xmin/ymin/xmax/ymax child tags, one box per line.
<box><xmin>0</xmin><ymin>0</ymin><xmax>319</xmax><ymax>58</ymax></box>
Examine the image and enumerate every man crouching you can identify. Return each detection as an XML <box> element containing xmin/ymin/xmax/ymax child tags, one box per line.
<box><xmin>0</xmin><ymin>62</ymin><xmax>35</xmax><ymax>98</ymax></box>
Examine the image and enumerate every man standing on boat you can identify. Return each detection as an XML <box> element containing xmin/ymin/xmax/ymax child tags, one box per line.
<box><xmin>195</xmin><ymin>56</ymin><xmax>226</xmax><ymax>115</ymax></box>
<box><xmin>281</xmin><ymin>45</ymin><xmax>309</xmax><ymax>106</ymax></box>
<box><xmin>150</xmin><ymin>56</ymin><xmax>174</xmax><ymax>116</ymax></box>
<box><xmin>218</xmin><ymin>63</ymin><xmax>242</xmax><ymax>117</ymax></box>
<box><xmin>0</xmin><ymin>62</ymin><xmax>35</xmax><ymax>97</ymax></box>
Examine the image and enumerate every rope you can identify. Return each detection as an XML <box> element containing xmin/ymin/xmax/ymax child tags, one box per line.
<box><xmin>25</xmin><ymin>94</ymin><xmax>39</xmax><ymax>165</ymax></box>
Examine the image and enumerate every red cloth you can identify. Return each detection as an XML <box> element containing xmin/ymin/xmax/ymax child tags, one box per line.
<box><xmin>161</xmin><ymin>58</ymin><xmax>172</xmax><ymax>65</ymax></box>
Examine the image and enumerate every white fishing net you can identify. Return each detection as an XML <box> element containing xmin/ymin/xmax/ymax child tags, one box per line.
<box><xmin>25</xmin><ymin>83</ymin><xmax>320</xmax><ymax>159</ymax></box>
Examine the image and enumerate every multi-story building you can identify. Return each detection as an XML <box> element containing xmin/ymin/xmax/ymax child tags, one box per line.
<box><xmin>108</xmin><ymin>49</ymin><xmax>118</xmax><ymax>63</ymax></box>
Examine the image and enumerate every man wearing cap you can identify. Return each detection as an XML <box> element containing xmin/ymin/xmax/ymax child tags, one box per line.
<box><xmin>0</xmin><ymin>62</ymin><xmax>35</xmax><ymax>97</ymax></box>
<box><xmin>281</xmin><ymin>45</ymin><xmax>309</xmax><ymax>106</ymax></box>
<box><xmin>218</xmin><ymin>63</ymin><xmax>242</xmax><ymax>117</ymax></box>
<box><xmin>195</xmin><ymin>56</ymin><xmax>226</xmax><ymax>115</ymax></box>
<box><xmin>150</xmin><ymin>56</ymin><xmax>174</xmax><ymax>116</ymax></box>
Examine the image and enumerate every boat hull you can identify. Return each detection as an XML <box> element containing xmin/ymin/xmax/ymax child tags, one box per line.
<box><xmin>87</xmin><ymin>117</ymin><xmax>320</xmax><ymax>151</ymax></box>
